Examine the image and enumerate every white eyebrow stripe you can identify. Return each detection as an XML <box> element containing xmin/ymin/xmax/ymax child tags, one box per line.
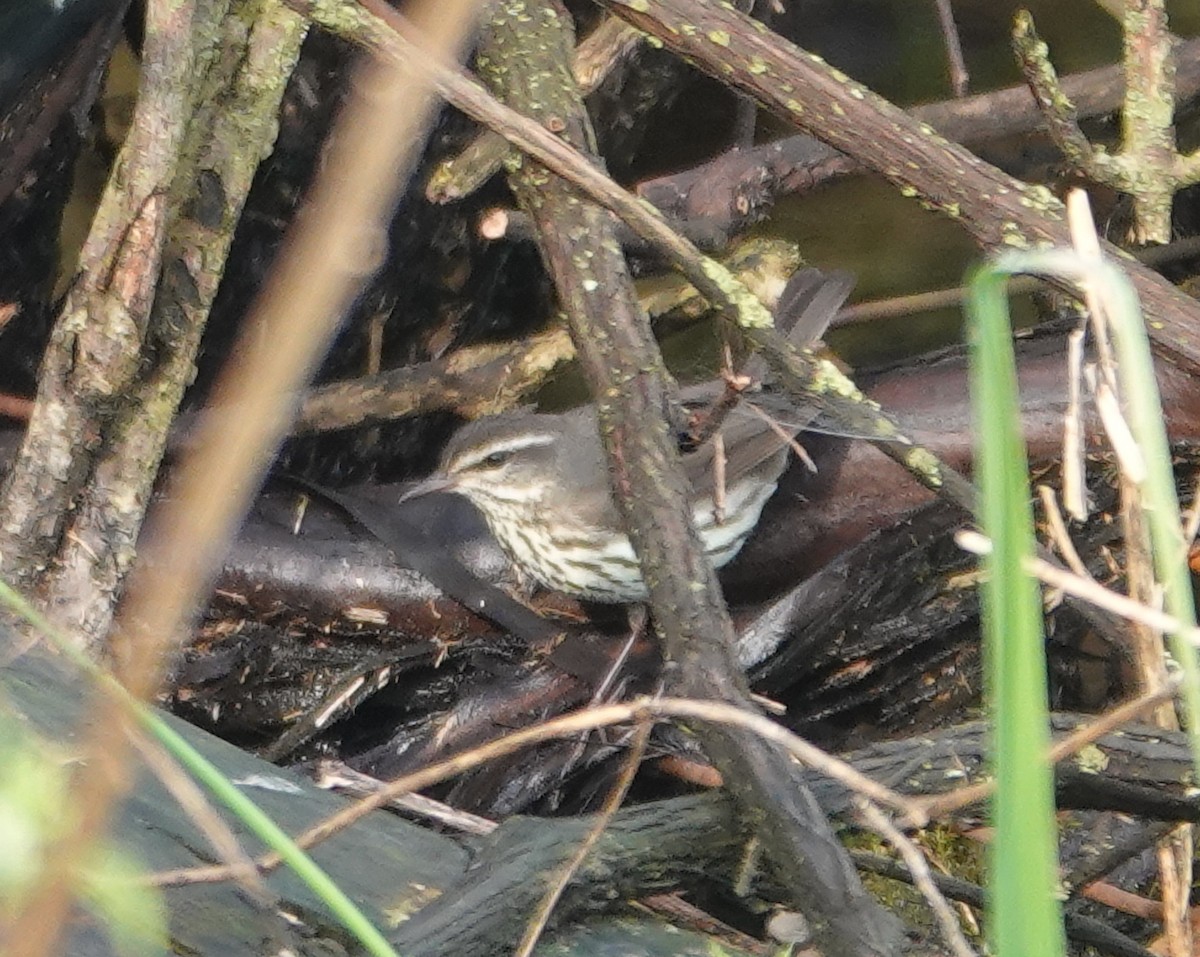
<box><xmin>454</xmin><ymin>431</ymin><xmax>558</xmax><ymax>469</ymax></box>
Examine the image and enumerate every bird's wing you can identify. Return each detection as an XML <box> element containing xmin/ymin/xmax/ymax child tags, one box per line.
<box><xmin>681</xmin><ymin>402</ymin><xmax>793</xmax><ymax>491</ymax></box>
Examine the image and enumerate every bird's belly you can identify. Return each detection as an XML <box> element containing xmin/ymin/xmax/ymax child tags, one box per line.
<box><xmin>501</xmin><ymin>521</ymin><xmax>646</xmax><ymax>602</ymax></box>
<box><xmin>693</xmin><ymin>476</ymin><xmax>779</xmax><ymax>566</ymax></box>
<box><xmin>485</xmin><ymin>477</ymin><xmax>779</xmax><ymax>604</ymax></box>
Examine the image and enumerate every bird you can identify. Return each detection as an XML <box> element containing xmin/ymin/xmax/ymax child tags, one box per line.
<box><xmin>403</xmin><ymin>269</ymin><xmax>854</xmax><ymax>603</ymax></box>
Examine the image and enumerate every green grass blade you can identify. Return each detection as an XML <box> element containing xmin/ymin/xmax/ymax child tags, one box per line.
<box><xmin>966</xmin><ymin>260</ymin><xmax>1066</xmax><ymax>957</ymax></box>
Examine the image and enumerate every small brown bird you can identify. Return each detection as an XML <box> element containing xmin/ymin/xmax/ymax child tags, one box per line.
<box><xmin>405</xmin><ymin>269</ymin><xmax>853</xmax><ymax>602</ymax></box>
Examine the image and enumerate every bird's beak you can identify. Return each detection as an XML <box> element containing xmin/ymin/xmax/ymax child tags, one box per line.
<box><xmin>398</xmin><ymin>473</ymin><xmax>456</xmax><ymax>504</ymax></box>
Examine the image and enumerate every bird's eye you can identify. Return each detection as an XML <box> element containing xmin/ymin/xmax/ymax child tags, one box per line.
<box><xmin>480</xmin><ymin>450</ymin><xmax>512</xmax><ymax>468</ymax></box>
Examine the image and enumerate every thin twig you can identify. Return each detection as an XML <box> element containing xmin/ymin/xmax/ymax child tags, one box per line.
<box><xmin>855</xmin><ymin>799</ymin><xmax>978</xmax><ymax>957</ymax></box>
<box><xmin>1036</xmin><ymin>485</ymin><xmax>1090</xmax><ymax>578</ymax></box>
<box><xmin>916</xmin><ymin>677</ymin><xmax>1181</xmax><ymax>819</ymax></box>
<box><xmin>128</xmin><ymin>730</ymin><xmax>273</xmax><ymax>903</ymax></box>
<box><xmin>312</xmin><ymin>762</ymin><xmax>497</xmax><ymax>836</ymax></box>
<box><xmin>1061</xmin><ymin>326</ymin><xmax>1088</xmax><ymax>520</ymax></box>
<box><xmin>515</xmin><ymin>722</ymin><xmax>651</xmax><ymax>957</ymax></box>
<box><xmin>932</xmin><ymin>0</ymin><xmax>969</xmax><ymax>97</ymax></box>
<box><xmin>149</xmin><ymin>696</ymin><xmax>919</xmax><ymax>887</ymax></box>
